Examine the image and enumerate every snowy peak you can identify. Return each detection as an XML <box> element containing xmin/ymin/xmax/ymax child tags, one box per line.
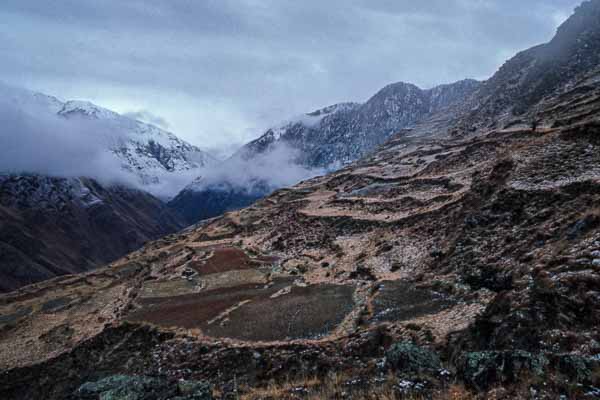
<box><xmin>0</xmin><ymin>85</ymin><xmax>216</xmax><ymax>197</ymax></box>
<box><xmin>237</xmin><ymin>79</ymin><xmax>480</xmax><ymax>169</ymax></box>
<box><xmin>237</xmin><ymin>101</ymin><xmax>362</xmax><ymax>159</ymax></box>
<box><xmin>368</xmin><ymin>81</ymin><xmax>423</xmax><ymax>101</ymax></box>
<box><xmin>59</xmin><ymin>100</ymin><xmax>121</xmax><ymax>120</ymax></box>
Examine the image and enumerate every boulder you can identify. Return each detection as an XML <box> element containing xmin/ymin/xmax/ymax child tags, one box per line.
<box><xmin>385</xmin><ymin>341</ymin><xmax>441</xmax><ymax>374</ymax></box>
<box><xmin>76</xmin><ymin>375</ymin><xmax>212</xmax><ymax>400</ymax></box>
<box><xmin>458</xmin><ymin>351</ymin><xmax>548</xmax><ymax>391</ymax></box>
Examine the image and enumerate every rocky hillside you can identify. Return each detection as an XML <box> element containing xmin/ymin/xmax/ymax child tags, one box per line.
<box><xmin>2</xmin><ymin>2</ymin><xmax>600</xmax><ymax>399</ymax></box>
<box><xmin>451</xmin><ymin>0</ymin><xmax>600</xmax><ymax>134</ymax></box>
<box><xmin>0</xmin><ymin>174</ymin><xmax>186</xmax><ymax>292</ymax></box>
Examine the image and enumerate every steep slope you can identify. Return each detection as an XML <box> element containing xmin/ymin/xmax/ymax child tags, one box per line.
<box><xmin>0</xmin><ymin>174</ymin><xmax>186</xmax><ymax>292</ymax></box>
<box><xmin>451</xmin><ymin>0</ymin><xmax>600</xmax><ymax>133</ymax></box>
<box><xmin>2</xmin><ymin>3</ymin><xmax>600</xmax><ymax>399</ymax></box>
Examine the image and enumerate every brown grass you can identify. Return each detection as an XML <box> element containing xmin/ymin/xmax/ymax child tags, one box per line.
<box><xmin>237</xmin><ymin>373</ymin><xmax>477</xmax><ymax>400</ymax></box>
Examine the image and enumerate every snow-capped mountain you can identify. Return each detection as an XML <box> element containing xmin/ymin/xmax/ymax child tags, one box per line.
<box><xmin>237</xmin><ymin>79</ymin><xmax>480</xmax><ymax>169</ymax></box>
<box><xmin>0</xmin><ymin>84</ymin><xmax>216</xmax><ymax>197</ymax></box>
<box><xmin>57</xmin><ymin>100</ymin><xmax>216</xmax><ymax>185</ymax></box>
<box><xmin>241</xmin><ymin>102</ymin><xmax>361</xmax><ymax>156</ymax></box>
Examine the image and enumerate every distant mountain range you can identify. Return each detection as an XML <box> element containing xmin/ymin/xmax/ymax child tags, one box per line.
<box><xmin>237</xmin><ymin>79</ymin><xmax>480</xmax><ymax>169</ymax></box>
<box><xmin>169</xmin><ymin>79</ymin><xmax>482</xmax><ymax>225</ymax></box>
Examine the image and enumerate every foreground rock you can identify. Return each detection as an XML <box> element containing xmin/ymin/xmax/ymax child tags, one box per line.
<box><xmin>76</xmin><ymin>375</ymin><xmax>212</xmax><ymax>400</ymax></box>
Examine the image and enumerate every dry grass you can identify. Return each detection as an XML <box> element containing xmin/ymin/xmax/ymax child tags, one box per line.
<box><xmin>237</xmin><ymin>373</ymin><xmax>477</xmax><ymax>400</ymax></box>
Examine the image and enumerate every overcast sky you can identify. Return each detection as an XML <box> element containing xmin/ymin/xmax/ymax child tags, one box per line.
<box><xmin>0</xmin><ymin>0</ymin><xmax>582</xmax><ymax>153</ymax></box>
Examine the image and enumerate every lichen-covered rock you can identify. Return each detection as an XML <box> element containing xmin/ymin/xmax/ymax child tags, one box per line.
<box><xmin>76</xmin><ymin>375</ymin><xmax>212</xmax><ymax>400</ymax></box>
<box><xmin>385</xmin><ymin>341</ymin><xmax>441</xmax><ymax>373</ymax></box>
<box><xmin>557</xmin><ymin>354</ymin><xmax>597</xmax><ymax>384</ymax></box>
<box><xmin>458</xmin><ymin>351</ymin><xmax>548</xmax><ymax>390</ymax></box>
<box><xmin>77</xmin><ymin>375</ymin><xmax>168</xmax><ymax>400</ymax></box>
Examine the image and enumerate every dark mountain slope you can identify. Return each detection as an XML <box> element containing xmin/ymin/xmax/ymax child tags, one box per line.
<box><xmin>167</xmin><ymin>179</ymin><xmax>269</xmax><ymax>225</ymax></box>
<box><xmin>0</xmin><ymin>175</ymin><xmax>185</xmax><ymax>292</ymax></box>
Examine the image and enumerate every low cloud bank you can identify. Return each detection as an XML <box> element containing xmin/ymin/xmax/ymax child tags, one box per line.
<box><xmin>0</xmin><ymin>83</ymin><xmax>322</xmax><ymax>201</ymax></box>
<box><xmin>189</xmin><ymin>142</ymin><xmax>324</xmax><ymax>195</ymax></box>
<box><xmin>0</xmin><ymin>84</ymin><xmax>138</xmax><ymax>187</ymax></box>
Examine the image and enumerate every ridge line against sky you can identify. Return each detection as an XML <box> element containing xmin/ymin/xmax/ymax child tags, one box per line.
<box><xmin>0</xmin><ymin>0</ymin><xmax>581</xmax><ymax>154</ymax></box>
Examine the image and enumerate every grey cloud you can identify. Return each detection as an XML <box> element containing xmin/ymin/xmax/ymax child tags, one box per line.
<box><xmin>0</xmin><ymin>0</ymin><xmax>584</xmax><ymax>153</ymax></box>
<box><xmin>193</xmin><ymin>142</ymin><xmax>324</xmax><ymax>194</ymax></box>
<box><xmin>0</xmin><ymin>83</ymin><xmax>137</xmax><ymax>187</ymax></box>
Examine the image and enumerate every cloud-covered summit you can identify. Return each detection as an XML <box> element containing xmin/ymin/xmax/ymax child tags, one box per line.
<box><xmin>0</xmin><ymin>83</ymin><xmax>213</xmax><ymax>198</ymax></box>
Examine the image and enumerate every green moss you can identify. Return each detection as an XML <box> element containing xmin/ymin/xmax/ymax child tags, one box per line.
<box><xmin>385</xmin><ymin>341</ymin><xmax>441</xmax><ymax>373</ymax></box>
<box><xmin>460</xmin><ymin>351</ymin><xmax>549</xmax><ymax>390</ymax></box>
<box><xmin>77</xmin><ymin>375</ymin><xmax>212</xmax><ymax>400</ymax></box>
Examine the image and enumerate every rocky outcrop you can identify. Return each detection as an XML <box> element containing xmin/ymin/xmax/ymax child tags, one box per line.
<box><xmin>385</xmin><ymin>342</ymin><xmax>442</xmax><ymax>374</ymax></box>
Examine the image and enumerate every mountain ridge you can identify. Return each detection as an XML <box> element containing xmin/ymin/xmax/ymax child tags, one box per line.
<box><xmin>238</xmin><ymin>78</ymin><xmax>481</xmax><ymax>169</ymax></box>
